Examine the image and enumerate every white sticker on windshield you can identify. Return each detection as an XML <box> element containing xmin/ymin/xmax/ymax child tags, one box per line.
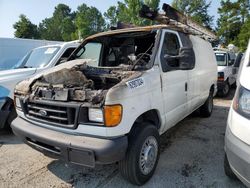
<box><xmin>44</xmin><ymin>48</ymin><xmax>57</xmax><ymax>54</ymax></box>
<box><xmin>126</xmin><ymin>77</ymin><xmax>145</xmax><ymax>89</ymax></box>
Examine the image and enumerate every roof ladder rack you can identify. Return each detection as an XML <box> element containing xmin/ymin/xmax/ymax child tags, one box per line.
<box><xmin>139</xmin><ymin>3</ymin><xmax>217</xmax><ymax>41</ymax></box>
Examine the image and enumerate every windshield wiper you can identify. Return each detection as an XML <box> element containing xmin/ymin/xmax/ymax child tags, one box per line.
<box><xmin>19</xmin><ymin>65</ymin><xmax>33</xmax><ymax>68</ymax></box>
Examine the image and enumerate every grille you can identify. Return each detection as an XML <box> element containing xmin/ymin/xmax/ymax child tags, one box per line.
<box><xmin>25</xmin><ymin>101</ymin><xmax>77</xmax><ymax>129</ymax></box>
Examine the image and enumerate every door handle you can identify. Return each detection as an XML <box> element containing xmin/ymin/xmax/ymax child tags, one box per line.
<box><xmin>185</xmin><ymin>82</ymin><xmax>188</xmax><ymax>91</ymax></box>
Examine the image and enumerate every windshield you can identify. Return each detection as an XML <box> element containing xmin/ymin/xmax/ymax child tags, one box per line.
<box><xmin>18</xmin><ymin>46</ymin><xmax>60</xmax><ymax>68</ymax></box>
<box><xmin>71</xmin><ymin>31</ymin><xmax>157</xmax><ymax>70</ymax></box>
<box><xmin>215</xmin><ymin>53</ymin><xmax>227</xmax><ymax>66</ymax></box>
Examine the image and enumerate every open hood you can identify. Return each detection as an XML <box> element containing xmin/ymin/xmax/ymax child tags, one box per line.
<box><xmin>15</xmin><ymin>59</ymin><xmax>141</xmax><ymax>105</ymax></box>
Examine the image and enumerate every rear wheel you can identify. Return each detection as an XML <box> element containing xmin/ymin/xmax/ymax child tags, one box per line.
<box><xmin>119</xmin><ymin>123</ymin><xmax>160</xmax><ymax>185</ymax></box>
<box><xmin>218</xmin><ymin>81</ymin><xmax>230</xmax><ymax>97</ymax></box>
<box><xmin>200</xmin><ymin>89</ymin><xmax>213</xmax><ymax>117</ymax></box>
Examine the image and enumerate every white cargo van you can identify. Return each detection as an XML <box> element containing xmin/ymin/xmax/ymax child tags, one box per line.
<box><xmin>0</xmin><ymin>41</ymin><xmax>80</xmax><ymax>129</ymax></box>
<box><xmin>0</xmin><ymin>37</ymin><xmax>61</xmax><ymax>71</ymax></box>
<box><xmin>214</xmin><ymin>48</ymin><xmax>237</xmax><ymax>96</ymax></box>
<box><xmin>11</xmin><ymin>4</ymin><xmax>217</xmax><ymax>185</ymax></box>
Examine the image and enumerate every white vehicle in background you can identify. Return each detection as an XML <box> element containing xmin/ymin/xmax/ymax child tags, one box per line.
<box><xmin>0</xmin><ymin>37</ymin><xmax>62</xmax><ymax>71</ymax></box>
<box><xmin>224</xmin><ymin>40</ymin><xmax>250</xmax><ymax>187</ymax></box>
<box><xmin>214</xmin><ymin>48</ymin><xmax>237</xmax><ymax>96</ymax></box>
<box><xmin>0</xmin><ymin>41</ymin><xmax>80</xmax><ymax>130</ymax></box>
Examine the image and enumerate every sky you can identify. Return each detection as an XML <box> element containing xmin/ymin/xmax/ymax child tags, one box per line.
<box><xmin>0</xmin><ymin>0</ymin><xmax>221</xmax><ymax>38</ymax></box>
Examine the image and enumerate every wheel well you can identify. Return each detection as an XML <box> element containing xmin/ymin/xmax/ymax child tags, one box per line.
<box><xmin>132</xmin><ymin>109</ymin><xmax>161</xmax><ymax>130</ymax></box>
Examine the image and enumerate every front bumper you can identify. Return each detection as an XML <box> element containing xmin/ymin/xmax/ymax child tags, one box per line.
<box><xmin>225</xmin><ymin>126</ymin><xmax>250</xmax><ymax>187</ymax></box>
<box><xmin>11</xmin><ymin>117</ymin><xmax>128</xmax><ymax>167</ymax></box>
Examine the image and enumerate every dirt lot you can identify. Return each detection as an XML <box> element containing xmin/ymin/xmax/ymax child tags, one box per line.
<box><xmin>0</xmin><ymin>89</ymin><xmax>246</xmax><ymax>188</ymax></box>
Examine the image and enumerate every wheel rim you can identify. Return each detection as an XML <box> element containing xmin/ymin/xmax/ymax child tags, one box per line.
<box><xmin>139</xmin><ymin>136</ymin><xmax>158</xmax><ymax>175</ymax></box>
<box><xmin>223</xmin><ymin>84</ymin><xmax>229</xmax><ymax>95</ymax></box>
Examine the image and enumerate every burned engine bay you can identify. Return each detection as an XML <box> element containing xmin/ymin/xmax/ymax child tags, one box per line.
<box><xmin>15</xmin><ymin>31</ymin><xmax>157</xmax><ymax>106</ymax></box>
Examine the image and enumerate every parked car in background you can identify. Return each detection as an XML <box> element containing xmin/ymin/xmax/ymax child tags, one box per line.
<box><xmin>0</xmin><ymin>41</ymin><xmax>80</xmax><ymax>130</ymax></box>
<box><xmin>214</xmin><ymin>48</ymin><xmax>236</xmax><ymax>96</ymax></box>
<box><xmin>224</xmin><ymin>40</ymin><xmax>250</xmax><ymax>187</ymax></box>
<box><xmin>0</xmin><ymin>37</ymin><xmax>62</xmax><ymax>71</ymax></box>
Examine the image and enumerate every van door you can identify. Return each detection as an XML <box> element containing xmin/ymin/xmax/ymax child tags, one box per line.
<box><xmin>159</xmin><ymin>30</ymin><xmax>188</xmax><ymax>132</ymax></box>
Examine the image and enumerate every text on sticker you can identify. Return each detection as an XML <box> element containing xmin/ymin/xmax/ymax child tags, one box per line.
<box><xmin>126</xmin><ymin>78</ymin><xmax>145</xmax><ymax>89</ymax></box>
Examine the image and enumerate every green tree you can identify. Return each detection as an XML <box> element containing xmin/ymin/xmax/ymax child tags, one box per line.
<box><xmin>13</xmin><ymin>14</ymin><xmax>40</xmax><ymax>39</ymax></box>
<box><xmin>172</xmin><ymin>0</ymin><xmax>213</xmax><ymax>29</ymax></box>
<box><xmin>238</xmin><ymin>0</ymin><xmax>250</xmax><ymax>24</ymax></box>
<box><xmin>104</xmin><ymin>6</ymin><xmax>118</xmax><ymax>28</ymax></box>
<box><xmin>104</xmin><ymin>0</ymin><xmax>160</xmax><ymax>27</ymax></box>
<box><xmin>75</xmin><ymin>3</ymin><xmax>105</xmax><ymax>39</ymax></box>
<box><xmin>217</xmin><ymin>0</ymin><xmax>249</xmax><ymax>45</ymax></box>
<box><xmin>39</xmin><ymin>4</ymin><xmax>76</xmax><ymax>41</ymax></box>
<box><xmin>237</xmin><ymin>18</ymin><xmax>250</xmax><ymax>51</ymax></box>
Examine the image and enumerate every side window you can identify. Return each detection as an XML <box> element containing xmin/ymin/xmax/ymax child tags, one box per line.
<box><xmin>56</xmin><ymin>47</ymin><xmax>76</xmax><ymax>66</ymax></box>
<box><xmin>160</xmin><ymin>32</ymin><xmax>181</xmax><ymax>72</ymax></box>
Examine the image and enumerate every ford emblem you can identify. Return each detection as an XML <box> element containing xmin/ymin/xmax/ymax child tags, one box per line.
<box><xmin>39</xmin><ymin>110</ymin><xmax>47</xmax><ymax>116</ymax></box>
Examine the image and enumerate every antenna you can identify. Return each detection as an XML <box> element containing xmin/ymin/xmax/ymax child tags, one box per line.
<box><xmin>139</xmin><ymin>4</ymin><xmax>217</xmax><ymax>41</ymax></box>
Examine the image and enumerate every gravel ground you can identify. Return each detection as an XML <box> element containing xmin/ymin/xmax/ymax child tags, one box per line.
<box><xmin>0</xmin><ymin>89</ymin><xmax>246</xmax><ymax>188</ymax></box>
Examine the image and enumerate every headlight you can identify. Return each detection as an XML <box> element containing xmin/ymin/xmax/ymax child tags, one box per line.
<box><xmin>14</xmin><ymin>96</ymin><xmax>21</xmax><ymax>109</ymax></box>
<box><xmin>88</xmin><ymin>108</ymin><xmax>104</xmax><ymax>123</ymax></box>
<box><xmin>86</xmin><ymin>105</ymin><xmax>123</xmax><ymax>127</ymax></box>
<box><xmin>218</xmin><ymin>72</ymin><xmax>224</xmax><ymax>81</ymax></box>
<box><xmin>233</xmin><ymin>85</ymin><xmax>250</xmax><ymax>119</ymax></box>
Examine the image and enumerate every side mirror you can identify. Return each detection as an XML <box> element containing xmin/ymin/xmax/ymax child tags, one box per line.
<box><xmin>164</xmin><ymin>47</ymin><xmax>195</xmax><ymax>70</ymax></box>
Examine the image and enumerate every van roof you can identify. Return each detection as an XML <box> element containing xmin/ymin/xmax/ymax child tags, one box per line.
<box><xmin>85</xmin><ymin>25</ymin><xmax>186</xmax><ymax>40</ymax></box>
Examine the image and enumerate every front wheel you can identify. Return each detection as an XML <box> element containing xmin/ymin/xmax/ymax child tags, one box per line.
<box><xmin>119</xmin><ymin>124</ymin><xmax>160</xmax><ymax>185</ymax></box>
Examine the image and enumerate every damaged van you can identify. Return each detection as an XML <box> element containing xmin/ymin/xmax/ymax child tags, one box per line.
<box><xmin>11</xmin><ymin>4</ymin><xmax>218</xmax><ymax>185</ymax></box>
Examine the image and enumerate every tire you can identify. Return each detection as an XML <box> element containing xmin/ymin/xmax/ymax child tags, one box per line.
<box><xmin>224</xmin><ymin>153</ymin><xmax>238</xmax><ymax>180</ymax></box>
<box><xmin>200</xmin><ymin>89</ymin><xmax>213</xmax><ymax>118</ymax></box>
<box><xmin>218</xmin><ymin>81</ymin><xmax>230</xmax><ymax>97</ymax></box>
<box><xmin>119</xmin><ymin>123</ymin><xmax>160</xmax><ymax>185</ymax></box>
